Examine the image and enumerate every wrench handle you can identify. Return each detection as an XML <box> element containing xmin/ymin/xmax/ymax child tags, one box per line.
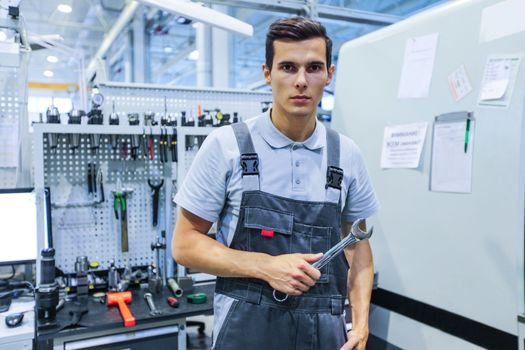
<box><xmin>121</xmin><ymin>209</ymin><xmax>129</xmax><ymax>252</ymax></box>
<box><xmin>152</xmin><ymin>190</ymin><xmax>159</xmax><ymax>227</ymax></box>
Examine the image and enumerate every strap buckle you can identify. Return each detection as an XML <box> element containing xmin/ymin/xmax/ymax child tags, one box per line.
<box><xmin>240</xmin><ymin>153</ymin><xmax>259</xmax><ymax>176</ymax></box>
<box><xmin>326</xmin><ymin>166</ymin><xmax>343</xmax><ymax>190</ymax></box>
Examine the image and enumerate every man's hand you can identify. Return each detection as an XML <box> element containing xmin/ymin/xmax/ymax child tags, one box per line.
<box><xmin>262</xmin><ymin>253</ymin><xmax>323</xmax><ymax>296</ymax></box>
<box><xmin>340</xmin><ymin>328</ymin><xmax>369</xmax><ymax>350</ymax></box>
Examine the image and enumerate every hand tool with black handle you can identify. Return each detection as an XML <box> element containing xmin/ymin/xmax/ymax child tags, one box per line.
<box><xmin>148</xmin><ymin>179</ymin><xmax>164</xmax><ymax>227</ymax></box>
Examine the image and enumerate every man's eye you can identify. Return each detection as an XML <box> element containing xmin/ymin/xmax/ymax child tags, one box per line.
<box><xmin>308</xmin><ymin>65</ymin><xmax>322</xmax><ymax>72</ymax></box>
<box><xmin>282</xmin><ymin>65</ymin><xmax>296</xmax><ymax>72</ymax></box>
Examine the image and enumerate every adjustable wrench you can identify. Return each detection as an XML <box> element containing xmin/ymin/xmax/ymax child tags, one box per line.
<box><xmin>273</xmin><ymin>218</ymin><xmax>373</xmax><ymax>302</ymax></box>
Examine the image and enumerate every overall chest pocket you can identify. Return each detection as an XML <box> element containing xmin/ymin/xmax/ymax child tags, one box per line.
<box><xmin>244</xmin><ymin>207</ymin><xmax>331</xmax><ymax>283</ymax></box>
<box><xmin>245</xmin><ymin>207</ymin><xmax>293</xmax><ymax>256</ymax></box>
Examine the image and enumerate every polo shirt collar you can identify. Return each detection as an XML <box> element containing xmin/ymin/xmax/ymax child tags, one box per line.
<box><xmin>259</xmin><ymin>109</ymin><xmax>324</xmax><ymax>151</ymax></box>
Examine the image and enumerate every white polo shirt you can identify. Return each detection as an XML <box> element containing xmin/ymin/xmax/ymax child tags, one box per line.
<box><xmin>175</xmin><ymin>110</ymin><xmax>379</xmax><ymax>246</ymax></box>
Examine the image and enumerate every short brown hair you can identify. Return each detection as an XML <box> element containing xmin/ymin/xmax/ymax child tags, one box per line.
<box><xmin>265</xmin><ymin>16</ymin><xmax>332</xmax><ymax>71</ymax></box>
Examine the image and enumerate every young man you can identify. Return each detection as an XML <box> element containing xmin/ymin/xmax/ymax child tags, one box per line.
<box><xmin>173</xmin><ymin>17</ymin><xmax>379</xmax><ymax>350</ymax></box>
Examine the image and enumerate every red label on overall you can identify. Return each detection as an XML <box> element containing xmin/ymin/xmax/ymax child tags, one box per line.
<box><xmin>261</xmin><ymin>229</ymin><xmax>274</xmax><ymax>237</ymax></box>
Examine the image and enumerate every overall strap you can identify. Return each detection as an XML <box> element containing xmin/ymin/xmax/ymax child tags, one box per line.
<box><xmin>231</xmin><ymin>122</ymin><xmax>260</xmax><ymax>191</ymax></box>
<box><xmin>325</xmin><ymin>127</ymin><xmax>343</xmax><ymax>204</ymax></box>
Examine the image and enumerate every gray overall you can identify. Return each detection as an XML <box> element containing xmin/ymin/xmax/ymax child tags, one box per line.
<box><xmin>214</xmin><ymin>122</ymin><xmax>349</xmax><ymax>350</ymax></box>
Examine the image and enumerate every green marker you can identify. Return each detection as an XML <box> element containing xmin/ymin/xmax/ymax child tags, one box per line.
<box><xmin>464</xmin><ymin>118</ymin><xmax>471</xmax><ymax>153</ymax></box>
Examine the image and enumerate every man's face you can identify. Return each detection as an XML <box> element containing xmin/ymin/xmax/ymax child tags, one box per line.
<box><xmin>263</xmin><ymin>37</ymin><xmax>334</xmax><ymax>119</ymax></box>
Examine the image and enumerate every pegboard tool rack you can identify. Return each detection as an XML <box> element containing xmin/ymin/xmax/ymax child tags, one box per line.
<box><xmin>32</xmin><ymin>83</ymin><xmax>272</xmax><ymax>285</ymax></box>
<box><xmin>32</xmin><ymin>124</ymin><xmax>213</xmax><ymax>282</ymax></box>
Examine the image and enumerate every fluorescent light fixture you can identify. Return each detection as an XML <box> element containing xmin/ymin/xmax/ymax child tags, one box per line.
<box><xmin>164</xmin><ymin>46</ymin><xmax>173</xmax><ymax>53</ymax></box>
<box><xmin>57</xmin><ymin>4</ymin><xmax>73</xmax><ymax>13</ymax></box>
<box><xmin>137</xmin><ymin>0</ymin><xmax>253</xmax><ymax>37</ymax></box>
<box><xmin>188</xmin><ymin>50</ymin><xmax>199</xmax><ymax>61</ymax></box>
<box><xmin>47</xmin><ymin>55</ymin><xmax>58</xmax><ymax>63</ymax></box>
<box><xmin>43</xmin><ymin>70</ymin><xmax>54</xmax><ymax>77</ymax></box>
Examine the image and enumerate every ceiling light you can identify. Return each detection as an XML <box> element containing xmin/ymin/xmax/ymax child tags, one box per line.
<box><xmin>164</xmin><ymin>46</ymin><xmax>173</xmax><ymax>53</ymax></box>
<box><xmin>43</xmin><ymin>70</ymin><xmax>54</xmax><ymax>78</ymax></box>
<box><xmin>136</xmin><ymin>0</ymin><xmax>253</xmax><ymax>36</ymax></box>
<box><xmin>47</xmin><ymin>55</ymin><xmax>58</xmax><ymax>63</ymax></box>
<box><xmin>188</xmin><ymin>50</ymin><xmax>199</xmax><ymax>61</ymax></box>
<box><xmin>57</xmin><ymin>4</ymin><xmax>73</xmax><ymax>13</ymax></box>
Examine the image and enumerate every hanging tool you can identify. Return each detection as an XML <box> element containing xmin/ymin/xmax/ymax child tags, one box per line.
<box><xmin>113</xmin><ymin>191</ymin><xmax>129</xmax><ymax>252</ymax></box>
<box><xmin>169</xmin><ymin>128</ymin><xmax>177</xmax><ymax>162</ymax></box>
<box><xmin>142</xmin><ymin>129</ymin><xmax>148</xmax><ymax>159</ymax></box>
<box><xmin>160</xmin><ymin>96</ymin><xmax>169</xmax><ymax>127</ymax></box>
<box><xmin>128</xmin><ymin>114</ymin><xmax>140</xmax><ymax>160</ymax></box>
<box><xmin>144</xmin><ymin>111</ymin><xmax>157</xmax><ymax>126</ymax></box>
<box><xmin>148</xmin><ymin>179</ymin><xmax>164</xmax><ymax>226</ymax></box>
<box><xmin>107</xmin><ymin>291</ymin><xmax>136</xmax><ymax>327</ymax></box>
<box><xmin>67</xmin><ymin>108</ymin><xmax>83</xmax><ymax>153</ymax></box>
<box><xmin>149</xmin><ymin>129</ymin><xmax>154</xmax><ymax>160</ymax></box>
<box><xmin>87</xmin><ymin>92</ymin><xmax>104</xmax><ymax>154</ymax></box>
<box><xmin>160</xmin><ymin>129</ymin><xmax>169</xmax><ymax>163</ymax></box>
<box><xmin>272</xmin><ymin>218</ymin><xmax>374</xmax><ymax>303</ymax></box>
<box><xmin>109</xmin><ymin>101</ymin><xmax>119</xmax><ymax>152</ymax></box>
<box><xmin>144</xmin><ymin>292</ymin><xmax>162</xmax><ymax>316</ymax></box>
<box><xmin>87</xmin><ymin>163</ymin><xmax>105</xmax><ymax>204</ymax></box>
<box><xmin>45</xmin><ymin>103</ymin><xmax>61</xmax><ymax>151</ymax></box>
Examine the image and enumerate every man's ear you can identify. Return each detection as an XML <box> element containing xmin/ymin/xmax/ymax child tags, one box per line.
<box><xmin>262</xmin><ymin>64</ymin><xmax>271</xmax><ymax>84</ymax></box>
<box><xmin>326</xmin><ymin>64</ymin><xmax>335</xmax><ymax>86</ymax></box>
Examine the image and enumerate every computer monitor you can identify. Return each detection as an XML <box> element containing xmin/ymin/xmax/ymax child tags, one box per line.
<box><xmin>0</xmin><ymin>188</ymin><xmax>40</xmax><ymax>265</ymax></box>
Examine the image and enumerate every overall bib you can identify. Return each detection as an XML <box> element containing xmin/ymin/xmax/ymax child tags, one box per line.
<box><xmin>213</xmin><ymin>122</ymin><xmax>349</xmax><ymax>350</ymax></box>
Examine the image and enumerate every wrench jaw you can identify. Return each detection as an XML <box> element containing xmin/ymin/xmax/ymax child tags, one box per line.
<box><xmin>350</xmin><ymin>218</ymin><xmax>374</xmax><ymax>240</ymax></box>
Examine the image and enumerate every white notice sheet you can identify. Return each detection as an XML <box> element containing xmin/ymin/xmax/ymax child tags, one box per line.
<box><xmin>480</xmin><ymin>0</ymin><xmax>525</xmax><ymax>43</ymax></box>
<box><xmin>478</xmin><ymin>55</ymin><xmax>521</xmax><ymax>108</ymax></box>
<box><xmin>397</xmin><ymin>33</ymin><xmax>439</xmax><ymax>99</ymax></box>
<box><xmin>448</xmin><ymin>65</ymin><xmax>473</xmax><ymax>102</ymax></box>
<box><xmin>430</xmin><ymin>113</ymin><xmax>474</xmax><ymax>193</ymax></box>
<box><xmin>380</xmin><ymin>122</ymin><xmax>428</xmax><ymax>169</ymax></box>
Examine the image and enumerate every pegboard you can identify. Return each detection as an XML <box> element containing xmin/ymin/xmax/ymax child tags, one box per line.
<box><xmin>44</xmin><ymin>132</ymin><xmax>170</xmax><ymax>272</ymax></box>
<box><xmin>0</xmin><ymin>64</ymin><xmax>26</xmax><ymax>187</ymax></box>
<box><xmin>35</xmin><ymin>83</ymin><xmax>272</xmax><ymax>275</ymax></box>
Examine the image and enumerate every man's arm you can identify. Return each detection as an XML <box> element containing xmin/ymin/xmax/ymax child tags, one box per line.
<box><xmin>172</xmin><ymin>208</ymin><xmax>322</xmax><ymax>296</ymax></box>
<box><xmin>340</xmin><ymin>220</ymin><xmax>374</xmax><ymax>350</ymax></box>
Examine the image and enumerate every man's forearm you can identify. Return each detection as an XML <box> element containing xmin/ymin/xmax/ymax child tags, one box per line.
<box><xmin>173</xmin><ymin>227</ymin><xmax>270</xmax><ymax>280</ymax></box>
<box><xmin>348</xmin><ymin>240</ymin><xmax>374</xmax><ymax>330</ymax></box>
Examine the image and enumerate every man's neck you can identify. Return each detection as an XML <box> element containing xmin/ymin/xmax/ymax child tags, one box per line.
<box><xmin>270</xmin><ymin>107</ymin><xmax>317</xmax><ymax>142</ymax></box>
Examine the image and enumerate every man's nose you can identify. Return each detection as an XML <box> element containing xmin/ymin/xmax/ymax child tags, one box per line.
<box><xmin>294</xmin><ymin>69</ymin><xmax>307</xmax><ymax>90</ymax></box>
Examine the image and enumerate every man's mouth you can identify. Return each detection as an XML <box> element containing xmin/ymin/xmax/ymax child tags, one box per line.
<box><xmin>290</xmin><ymin>95</ymin><xmax>310</xmax><ymax>101</ymax></box>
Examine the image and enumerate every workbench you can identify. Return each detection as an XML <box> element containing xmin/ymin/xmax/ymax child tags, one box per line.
<box><xmin>36</xmin><ymin>283</ymin><xmax>214</xmax><ymax>350</ymax></box>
